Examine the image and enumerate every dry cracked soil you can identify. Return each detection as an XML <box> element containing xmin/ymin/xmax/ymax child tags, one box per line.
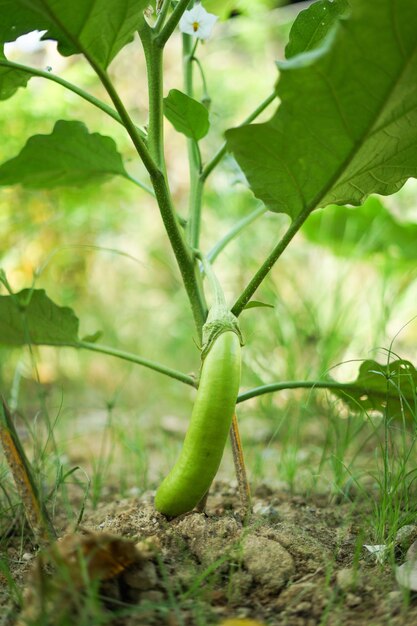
<box><xmin>1</xmin><ymin>482</ymin><xmax>417</xmax><ymax>626</ymax></box>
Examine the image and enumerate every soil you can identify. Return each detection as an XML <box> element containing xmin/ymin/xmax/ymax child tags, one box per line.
<box><xmin>1</xmin><ymin>482</ymin><xmax>417</xmax><ymax>626</ymax></box>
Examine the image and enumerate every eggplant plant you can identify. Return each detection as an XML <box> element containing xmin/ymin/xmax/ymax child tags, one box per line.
<box><xmin>0</xmin><ymin>0</ymin><xmax>417</xmax><ymax>524</ymax></box>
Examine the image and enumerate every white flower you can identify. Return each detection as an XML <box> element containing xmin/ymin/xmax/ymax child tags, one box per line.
<box><xmin>179</xmin><ymin>4</ymin><xmax>218</xmax><ymax>41</ymax></box>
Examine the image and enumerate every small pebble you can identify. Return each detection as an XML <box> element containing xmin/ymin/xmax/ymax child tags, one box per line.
<box><xmin>123</xmin><ymin>562</ymin><xmax>157</xmax><ymax>590</ymax></box>
<box><xmin>140</xmin><ymin>590</ymin><xmax>164</xmax><ymax>603</ymax></box>
<box><xmin>252</xmin><ymin>502</ymin><xmax>280</xmax><ymax>520</ymax></box>
<box><xmin>386</xmin><ymin>590</ymin><xmax>403</xmax><ymax>610</ymax></box>
<box><xmin>295</xmin><ymin>601</ymin><xmax>312</xmax><ymax>614</ymax></box>
<box><xmin>22</xmin><ymin>553</ymin><xmax>33</xmax><ymax>562</ymax></box>
<box><xmin>396</xmin><ymin>526</ymin><xmax>417</xmax><ymax>557</ymax></box>
<box><xmin>346</xmin><ymin>593</ymin><xmax>362</xmax><ymax>608</ymax></box>
<box><xmin>336</xmin><ymin>567</ymin><xmax>357</xmax><ymax>591</ymax></box>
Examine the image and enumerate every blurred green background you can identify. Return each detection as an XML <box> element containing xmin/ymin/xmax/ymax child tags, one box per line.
<box><xmin>1</xmin><ymin>1</ymin><xmax>417</xmax><ymax>529</ymax></box>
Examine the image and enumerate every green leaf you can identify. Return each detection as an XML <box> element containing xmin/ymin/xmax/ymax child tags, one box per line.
<box><xmin>81</xmin><ymin>331</ymin><xmax>103</xmax><ymax>344</ymax></box>
<box><xmin>0</xmin><ymin>49</ymin><xmax>31</xmax><ymax>100</ymax></box>
<box><xmin>0</xmin><ymin>120</ymin><xmax>129</xmax><ymax>189</ymax></box>
<box><xmin>226</xmin><ymin>0</ymin><xmax>417</xmax><ymax>220</ymax></box>
<box><xmin>0</xmin><ymin>289</ymin><xmax>80</xmax><ymax>346</ymax></box>
<box><xmin>286</xmin><ymin>0</ymin><xmax>349</xmax><ymax>59</ymax></box>
<box><xmin>331</xmin><ymin>359</ymin><xmax>417</xmax><ymax>420</ymax></box>
<box><xmin>164</xmin><ymin>90</ymin><xmax>210</xmax><ymax>141</ymax></box>
<box><xmin>303</xmin><ymin>196</ymin><xmax>417</xmax><ymax>262</ymax></box>
<box><xmin>243</xmin><ymin>300</ymin><xmax>274</xmax><ymax>310</ymax></box>
<box><xmin>0</xmin><ymin>0</ymin><xmax>148</xmax><ymax>69</ymax></box>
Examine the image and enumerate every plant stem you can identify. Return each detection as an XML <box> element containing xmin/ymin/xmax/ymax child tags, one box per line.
<box><xmin>208</xmin><ymin>204</ymin><xmax>267</xmax><ymax>263</ymax></box>
<box><xmin>182</xmin><ymin>36</ymin><xmax>204</xmax><ymax>250</ymax></box>
<box><xmin>92</xmin><ymin>64</ymin><xmax>207</xmax><ymax>334</ymax></box>
<box><xmin>188</xmin><ymin>176</ymin><xmax>204</xmax><ymax>248</ymax></box>
<box><xmin>153</xmin><ymin>171</ymin><xmax>207</xmax><ymax>333</ymax></box>
<box><xmin>197</xmin><ymin>253</ymin><xmax>226</xmax><ymax>309</ymax></box>
<box><xmin>231</xmin><ymin>207</ymin><xmax>311</xmax><ymax>316</ymax></box>
<box><xmin>201</xmin><ymin>92</ymin><xmax>277</xmax><ymax>182</ymax></box>
<box><xmin>139</xmin><ymin>21</ymin><xmax>166</xmax><ymax>170</ymax></box>
<box><xmin>167</xmin><ymin>31</ymin><xmax>206</xmax><ymax>316</ymax></box>
<box><xmin>230</xmin><ymin>413</ymin><xmax>251</xmax><ymax>513</ymax></box>
<box><xmin>92</xmin><ymin>64</ymin><xmax>157</xmax><ymax>174</ymax></box>
<box><xmin>78</xmin><ymin>341</ymin><xmax>197</xmax><ymax>387</ymax></box>
<box><xmin>125</xmin><ymin>173</ymin><xmax>156</xmax><ymax>196</ymax></box>
<box><xmin>237</xmin><ymin>380</ymin><xmax>357</xmax><ymax>404</ymax></box>
<box><xmin>0</xmin><ymin>59</ymin><xmax>146</xmax><ymax>137</ymax></box>
<box><xmin>156</xmin><ymin>0</ymin><xmax>193</xmax><ymax>47</ymax></box>
<box><xmin>192</xmin><ymin>56</ymin><xmax>210</xmax><ymax>104</ymax></box>
<box><xmin>154</xmin><ymin>0</ymin><xmax>171</xmax><ymax>32</ymax></box>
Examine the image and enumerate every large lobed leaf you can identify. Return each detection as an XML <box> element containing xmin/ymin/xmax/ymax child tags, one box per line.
<box><xmin>0</xmin><ymin>289</ymin><xmax>79</xmax><ymax>346</ymax></box>
<box><xmin>226</xmin><ymin>0</ymin><xmax>417</xmax><ymax>219</ymax></box>
<box><xmin>0</xmin><ymin>0</ymin><xmax>148</xmax><ymax>69</ymax></box>
<box><xmin>332</xmin><ymin>359</ymin><xmax>417</xmax><ymax>421</ymax></box>
<box><xmin>0</xmin><ymin>120</ymin><xmax>129</xmax><ymax>189</ymax></box>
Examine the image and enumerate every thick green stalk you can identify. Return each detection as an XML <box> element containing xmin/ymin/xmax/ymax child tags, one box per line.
<box><xmin>151</xmin><ymin>170</ymin><xmax>207</xmax><ymax>334</ymax></box>
<box><xmin>0</xmin><ymin>59</ymin><xmax>146</xmax><ymax>136</ymax></box>
<box><xmin>139</xmin><ymin>21</ymin><xmax>165</xmax><ymax>169</ymax></box>
<box><xmin>232</xmin><ymin>207</ymin><xmax>311</xmax><ymax>317</ymax></box>
<box><xmin>139</xmin><ymin>18</ymin><xmax>207</xmax><ymax>333</ymax></box>
<box><xmin>201</xmin><ymin>92</ymin><xmax>277</xmax><ymax>182</ymax></box>
<box><xmin>92</xmin><ymin>64</ymin><xmax>206</xmax><ymax>334</ymax></box>
<box><xmin>78</xmin><ymin>341</ymin><xmax>197</xmax><ymax>387</ymax></box>
<box><xmin>93</xmin><ymin>63</ymin><xmax>158</xmax><ymax>174</ymax></box>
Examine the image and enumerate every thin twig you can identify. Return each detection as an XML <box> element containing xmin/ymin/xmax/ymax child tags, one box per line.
<box><xmin>230</xmin><ymin>413</ymin><xmax>252</xmax><ymax>513</ymax></box>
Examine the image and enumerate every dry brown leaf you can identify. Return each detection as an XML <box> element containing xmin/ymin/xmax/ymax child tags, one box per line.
<box><xmin>18</xmin><ymin>530</ymin><xmax>148</xmax><ymax>625</ymax></box>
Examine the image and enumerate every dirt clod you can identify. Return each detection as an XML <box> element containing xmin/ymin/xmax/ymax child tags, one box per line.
<box><xmin>239</xmin><ymin>535</ymin><xmax>294</xmax><ymax>595</ymax></box>
<box><xmin>123</xmin><ymin>561</ymin><xmax>158</xmax><ymax>590</ymax></box>
<box><xmin>336</xmin><ymin>568</ymin><xmax>359</xmax><ymax>591</ymax></box>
